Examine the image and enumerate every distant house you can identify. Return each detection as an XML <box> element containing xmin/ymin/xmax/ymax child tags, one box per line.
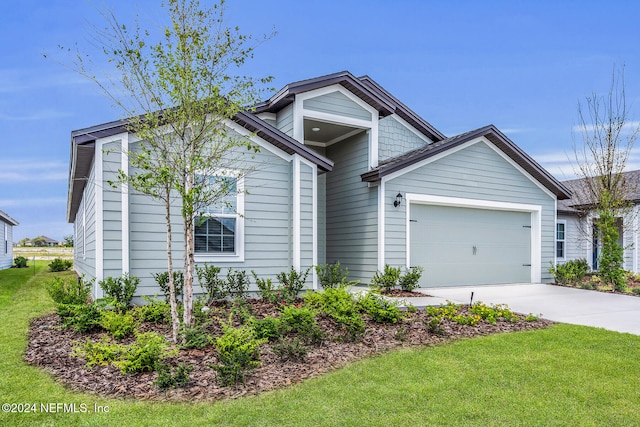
<box><xmin>67</xmin><ymin>71</ymin><xmax>570</xmax><ymax>300</ymax></box>
<box><xmin>557</xmin><ymin>170</ymin><xmax>640</xmax><ymax>272</ymax></box>
<box><xmin>0</xmin><ymin>211</ymin><xmax>19</xmax><ymax>270</ymax></box>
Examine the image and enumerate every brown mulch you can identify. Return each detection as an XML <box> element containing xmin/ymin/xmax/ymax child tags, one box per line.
<box><xmin>24</xmin><ymin>300</ymin><xmax>552</xmax><ymax>402</ymax></box>
<box><xmin>380</xmin><ymin>289</ymin><xmax>433</xmax><ymax>298</ymax></box>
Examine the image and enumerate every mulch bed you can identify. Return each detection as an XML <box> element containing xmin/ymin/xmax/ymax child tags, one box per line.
<box><xmin>24</xmin><ymin>300</ymin><xmax>552</xmax><ymax>402</ymax></box>
<box><xmin>380</xmin><ymin>289</ymin><xmax>432</xmax><ymax>298</ymax></box>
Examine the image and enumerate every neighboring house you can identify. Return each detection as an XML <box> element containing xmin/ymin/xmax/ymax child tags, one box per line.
<box><xmin>0</xmin><ymin>210</ymin><xmax>19</xmax><ymax>270</ymax></box>
<box><xmin>557</xmin><ymin>170</ymin><xmax>640</xmax><ymax>272</ymax></box>
<box><xmin>67</xmin><ymin>71</ymin><xmax>570</xmax><ymax>299</ymax></box>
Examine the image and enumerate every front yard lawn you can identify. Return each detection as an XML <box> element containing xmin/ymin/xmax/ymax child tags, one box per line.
<box><xmin>1</xmin><ymin>262</ymin><xmax>639</xmax><ymax>426</ymax></box>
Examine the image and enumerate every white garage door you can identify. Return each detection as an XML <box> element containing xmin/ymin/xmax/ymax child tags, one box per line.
<box><xmin>410</xmin><ymin>204</ymin><xmax>532</xmax><ymax>287</ymax></box>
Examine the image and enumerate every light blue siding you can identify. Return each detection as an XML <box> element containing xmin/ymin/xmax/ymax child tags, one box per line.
<box><xmin>384</xmin><ymin>140</ymin><xmax>556</xmax><ymax>282</ymax></box>
<box><xmin>325</xmin><ymin>130</ymin><xmax>378</xmax><ymax>283</ymax></box>
<box><xmin>102</xmin><ymin>142</ymin><xmax>123</xmax><ymax>279</ymax></box>
<box><xmin>0</xmin><ymin>221</ymin><xmax>13</xmax><ymax>269</ymax></box>
<box><xmin>276</xmin><ymin>104</ymin><xmax>294</xmax><ymax>137</ymax></box>
<box><xmin>379</xmin><ymin>115</ymin><xmax>431</xmax><ymax>162</ymax></box>
<box><xmin>303</xmin><ymin>91</ymin><xmax>372</xmax><ymax>121</ymax></box>
<box><xmin>74</xmin><ymin>162</ymin><xmax>97</xmax><ymax>283</ymax></box>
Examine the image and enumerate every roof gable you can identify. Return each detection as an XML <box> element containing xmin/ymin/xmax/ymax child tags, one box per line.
<box><xmin>361</xmin><ymin>124</ymin><xmax>571</xmax><ymax>200</ymax></box>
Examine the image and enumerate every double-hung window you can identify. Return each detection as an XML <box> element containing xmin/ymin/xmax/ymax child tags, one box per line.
<box><xmin>556</xmin><ymin>221</ymin><xmax>566</xmax><ymax>259</ymax></box>
<box><xmin>194</xmin><ymin>174</ymin><xmax>244</xmax><ymax>261</ymax></box>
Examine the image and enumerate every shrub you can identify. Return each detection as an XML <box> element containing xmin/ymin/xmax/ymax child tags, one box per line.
<box><xmin>304</xmin><ymin>288</ymin><xmax>365</xmax><ymax>341</ymax></box>
<box><xmin>315</xmin><ymin>262</ymin><xmax>359</xmax><ymax>289</ymax></box>
<box><xmin>252</xmin><ymin>272</ymin><xmax>279</xmax><ymax>303</ymax></box>
<box><xmin>548</xmin><ymin>258</ymin><xmax>589</xmax><ymax>286</ymax></box>
<box><xmin>272</xmin><ymin>337</ymin><xmax>308</xmax><ymax>362</ymax></box>
<box><xmin>195</xmin><ymin>264</ymin><xmax>227</xmax><ymax>302</ymax></box>
<box><xmin>154</xmin><ymin>361</ymin><xmax>193</xmax><ymax>391</ymax></box>
<box><xmin>99</xmin><ymin>311</ymin><xmax>137</xmax><ymax>340</ymax></box>
<box><xmin>99</xmin><ymin>273</ymin><xmax>139</xmax><ymax>308</ymax></box>
<box><xmin>248</xmin><ymin>316</ymin><xmax>282</xmax><ymax>341</ymax></box>
<box><xmin>398</xmin><ymin>266</ymin><xmax>424</xmax><ymax>292</ymax></box>
<box><xmin>469</xmin><ymin>302</ymin><xmax>518</xmax><ymax>324</ymax></box>
<box><xmin>426</xmin><ymin>301</ymin><xmax>462</xmax><ymax>319</ymax></box>
<box><xmin>211</xmin><ymin>321</ymin><xmax>267</xmax><ymax>386</ymax></box>
<box><xmin>180</xmin><ymin>322</ymin><xmax>212</xmax><ymax>349</ymax></box>
<box><xmin>13</xmin><ymin>256</ymin><xmax>28</xmax><ymax>268</ymax></box>
<box><xmin>279</xmin><ymin>306</ymin><xmax>324</xmax><ymax>345</ymax></box>
<box><xmin>48</xmin><ymin>258</ymin><xmax>73</xmax><ymax>272</ymax></box>
<box><xmin>132</xmin><ymin>297</ymin><xmax>171</xmax><ymax>324</ymax></box>
<box><xmin>152</xmin><ymin>271</ymin><xmax>184</xmax><ymax>303</ymax></box>
<box><xmin>46</xmin><ymin>276</ymin><xmax>92</xmax><ymax>305</ymax></box>
<box><xmin>227</xmin><ymin>268</ymin><xmax>250</xmax><ymax>299</ymax></box>
<box><xmin>57</xmin><ymin>303</ymin><xmax>102</xmax><ymax>332</ymax></box>
<box><xmin>425</xmin><ymin>316</ymin><xmax>446</xmax><ymax>336</ymax></box>
<box><xmin>632</xmin><ymin>288</ymin><xmax>640</xmax><ymax>296</ymax></box>
<box><xmin>452</xmin><ymin>314</ymin><xmax>481</xmax><ymax>326</ymax></box>
<box><xmin>371</xmin><ymin>264</ymin><xmax>401</xmax><ymax>292</ymax></box>
<box><xmin>72</xmin><ymin>336</ymin><xmax>123</xmax><ymax>369</ymax></box>
<box><xmin>357</xmin><ymin>292</ymin><xmax>404</xmax><ymax>324</ymax></box>
<box><xmin>114</xmin><ymin>332</ymin><xmax>177</xmax><ymax>374</ymax></box>
<box><xmin>276</xmin><ymin>267</ymin><xmax>311</xmax><ymax>304</ymax></box>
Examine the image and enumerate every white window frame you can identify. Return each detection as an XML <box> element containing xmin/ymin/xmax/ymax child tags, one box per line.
<box><xmin>194</xmin><ymin>172</ymin><xmax>245</xmax><ymax>263</ymax></box>
<box><xmin>556</xmin><ymin>220</ymin><xmax>566</xmax><ymax>260</ymax></box>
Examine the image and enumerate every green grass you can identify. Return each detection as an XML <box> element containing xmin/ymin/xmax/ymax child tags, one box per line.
<box><xmin>1</xmin><ymin>263</ymin><xmax>639</xmax><ymax>426</ymax></box>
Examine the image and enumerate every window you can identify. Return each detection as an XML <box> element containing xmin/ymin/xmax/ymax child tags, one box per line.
<box><xmin>556</xmin><ymin>221</ymin><xmax>566</xmax><ymax>259</ymax></box>
<box><xmin>4</xmin><ymin>223</ymin><xmax>7</xmax><ymax>254</ymax></box>
<box><xmin>194</xmin><ymin>175</ymin><xmax>244</xmax><ymax>260</ymax></box>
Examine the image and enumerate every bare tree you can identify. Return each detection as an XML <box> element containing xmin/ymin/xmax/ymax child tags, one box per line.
<box><xmin>572</xmin><ymin>65</ymin><xmax>640</xmax><ymax>289</ymax></box>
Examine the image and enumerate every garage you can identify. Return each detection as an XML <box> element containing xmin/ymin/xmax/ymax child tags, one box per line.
<box><xmin>409</xmin><ymin>203</ymin><xmax>532</xmax><ymax>287</ymax></box>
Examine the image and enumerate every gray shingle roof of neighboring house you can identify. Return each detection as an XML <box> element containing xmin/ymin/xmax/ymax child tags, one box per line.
<box><xmin>0</xmin><ymin>210</ymin><xmax>18</xmax><ymax>226</ymax></box>
<box><xmin>557</xmin><ymin>169</ymin><xmax>640</xmax><ymax>214</ymax></box>
<box><xmin>361</xmin><ymin>124</ymin><xmax>572</xmax><ymax>200</ymax></box>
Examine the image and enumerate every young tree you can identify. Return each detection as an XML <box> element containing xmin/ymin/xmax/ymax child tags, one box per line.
<box><xmin>58</xmin><ymin>0</ymin><xmax>274</xmax><ymax>339</ymax></box>
<box><xmin>572</xmin><ymin>66</ymin><xmax>640</xmax><ymax>290</ymax></box>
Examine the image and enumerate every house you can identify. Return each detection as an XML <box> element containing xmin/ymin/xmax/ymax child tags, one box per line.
<box><xmin>556</xmin><ymin>170</ymin><xmax>640</xmax><ymax>272</ymax></box>
<box><xmin>0</xmin><ymin>210</ymin><xmax>19</xmax><ymax>270</ymax></box>
<box><xmin>31</xmin><ymin>236</ymin><xmax>60</xmax><ymax>247</ymax></box>
<box><xmin>66</xmin><ymin>71</ymin><xmax>570</xmax><ymax>299</ymax></box>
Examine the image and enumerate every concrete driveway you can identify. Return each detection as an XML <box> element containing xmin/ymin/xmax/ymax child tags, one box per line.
<box><xmin>413</xmin><ymin>283</ymin><xmax>640</xmax><ymax>336</ymax></box>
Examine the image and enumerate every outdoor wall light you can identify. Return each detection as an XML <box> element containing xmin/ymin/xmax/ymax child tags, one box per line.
<box><xmin>394</xmin><ymin>193</ymin><xmax>403</xmax><ymax>207</ymax></box>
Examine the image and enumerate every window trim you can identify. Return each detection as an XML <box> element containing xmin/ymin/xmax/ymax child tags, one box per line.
<box><xmin>194</xmin><ymin>173</ymin><xmax>245</xmax><ymax>263</ymax></box>
<box><xmin>556</xmin><ymin>220</ymin><xmax>566</xmax><ymax>260</ymax></box>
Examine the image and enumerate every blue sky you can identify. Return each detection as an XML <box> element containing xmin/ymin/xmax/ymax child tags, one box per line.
<box><xmin>2</xmin><ymin>0</ymin><xmax>640</xmax><ymax>241</ymax></box>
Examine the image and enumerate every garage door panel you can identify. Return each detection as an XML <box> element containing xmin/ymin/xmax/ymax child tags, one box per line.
<box><xmin>410</xmin><ymin>204</ymin><xmax>531</xmax><ymax>287</ymax></box>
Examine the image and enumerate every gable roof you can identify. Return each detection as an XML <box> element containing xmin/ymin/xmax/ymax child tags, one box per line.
<box><xmin>0</xmin><ymin>210</ymin><xmax>18</xmax><ymax>226</ymax></box>
<box><xmin>67</xmin><ymin>112</ymin><xmax>334</xmax><ymax>223</ymax></box>
<box><xmin>558</xmin><ymin>169</ymin><xmax>640</xmax><ymax>214</ymax></box>
<box><xmin>254</xmin><ymin>71</ymin><xmax>446</xmax><ymax>142</ymax></box>
<box><xmin>361</xmin><ymin>124</ymin><xmax>572</xmax><ymax>200</ymax></box>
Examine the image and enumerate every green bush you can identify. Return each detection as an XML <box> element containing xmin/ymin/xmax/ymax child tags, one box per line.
<box><xmin>469</xmin><ymin>302</ymin><xmax>518</xmax><ymax>324</ymax></box>
<box><xmin>211</xmin><ymin>321</ymin><xmax>267</xmax><ymax>386</ymax></box>
<box><xmin>315</xmin><ymin>262</ymin><xmax>359</xmax><ymax>289</ymax></box>
<box><xmin>180</xmin><ymin>322</ymin><xmax>212</xmax><ymax>349</ymax></box>
<box><xmin>357</xmin><ymin>292</ymin><xmax>404</xmax><ymax>324</ymax></box>
<box><xmin>154</xmin><ymin>361</ymin><xmax>193</xmax><ymax>391</ymax></box>
<box><xmin>252</xmin><ymin>272</ymin><xmax>279</xmax><ymax>303</ymax></box>
<box><xmin>227</xmin><ymin>268</ymin><xmax>250</xmax><ymax>299</ymax></box>
<box><xmin>152</xmin><ymin>271</ymin><xmax>184</xmax><ymax>303</ymax></box>
<box><xmin>46</xmin><ymin>276</ymin><xmax>92</xmax><ymax>305</ymax></box>
<box><xmin>114</xmin><ymin>332</ymin><xmax>176</xmax><ymax>374</ymax></box>
<box><xmin>632</xmin><ymin>288</ymin><xmax>640</xmax><ymax>295</ymax></box>
<box><xmin>279</xmin><ymin>306</ymin><xmax>324</xmax><ymax>345</ymax></box>
<box><xmin>99</xmin><ymin>273</ymin><xmax>139</xmax><ymax>308</ymax></box>
<box><xmin>426</xmin><ymin>301</ymin><xmax>462</xmax><ymax>319</ymax></box>
<box><xmin>398</xmin><ymin>266</ymin><xmax>424</xmax><ymax>292</ymax></box>
<box><xmin>132</xmin><ymin>297</ymin><xmax>171</xmax><ymax>324</ymax></box>
<box><xmin>276</xmin><ymin>267</ymin><xmax>311</xmax><ymax>304</ymax></box>
<box><xmin>57</xmin><ymin>303</ymin><xmax>102</xmax><ymax>332</ymax></box>
<box><xmin>48</xmin><ymin>258</ymin><xmax>73</xmax><ymax>272</ymax></box>
<box><xmin>272</xmin><ymin>337</ymin><xmax>308</xmax><ymax>362</ymax></box>
<box><xmin>303</xmin><ymin>288</ymin><xmax>365</xmax><ymax>341</ymax></box>
<box><xmin>195</xmin><ymin>264</ymin><xmax>227</xmax><ymax>302</ymax></box>
<box><xmin>72</xmin><ymin>336</ymin><xmax>123</xmax><ymax>369</ymax></box>
<box><xmin>425</xmin><ymin>316</ymin><xmax>446</xmax><ymax>335</ymax></box>
<box><xmin>371</xmin><ymin>264</ymin><xmax>401</xmax><ymax>292</ymax></box>
<box><xmin>13</xmin><ymin>256</ymin><xmax>28</xmax><ymax>268</ymax></box>
<box><xmin>99</xmin><ymin>311</ymin><xmax>137</xmax><ymax>339</ymax></box>
<box><xmin>248</xmin><ymin>316</ymin><xmax>282</xmax><ymax>341</ymax></box>
<box><xmin>548</xmin><ymin>258</ymin><xmax>590</xmax><ymax>286</ymax></box>
<box><xmin>452</xmin><ymin>314</ymin><xmax>481</xmax><ymax>326</ymax></box>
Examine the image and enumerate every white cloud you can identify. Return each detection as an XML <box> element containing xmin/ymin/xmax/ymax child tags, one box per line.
<box><xmin>572</xmin><ymin>121</ymin><xmax>640</xmax><ymax>134</ymax></box>
<box><xmin>0</xmin><ymin>159</ymin><xmax>68</xmax><ymax>182</ymax></box>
